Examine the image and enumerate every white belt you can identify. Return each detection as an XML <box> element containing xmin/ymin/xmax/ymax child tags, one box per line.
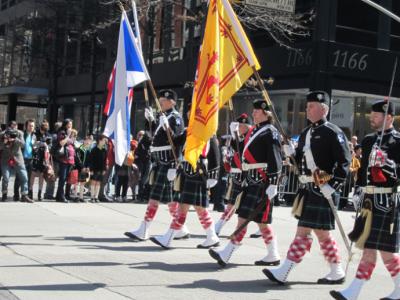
<box><xmin>150</xmin><ymin>145</ymin><xmax>172</xmax><ymax>153</ymax></box>
<box><xmin>362</xmin><ymin>186</ymin><xmax>393</xmax><ymax>194</ymax></box>
<box><xmin>230</xmin><ymin>168</ymin><xmax>242</xmax><ymax>174</ymax></box>
<box><xmin>298</xmin><ymin>175</ymin><xmax>314</xmax><ymax>184</ymax></box>
<box><xmin>242</xmin><ymin>163</ymin><xmax>268</xmax><ymax>171</ymax></box>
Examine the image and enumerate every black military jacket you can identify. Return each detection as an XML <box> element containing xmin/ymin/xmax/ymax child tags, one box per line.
<box><xmin>357</xmin><ymin>127</ymin><xmax>400</xmax><ymax>188</ymax></box>
<box><xmin>295</xmin><ymin>118</ymin><xmax>351</xmax><ymax>189</ymax></box>
<box><xmin>242</xmin><ymin>121</ymin><xmax>282</xmax><ymax>184</ymax></box>
<box><xmin>150</xmin><ymin>108</ymin><xmax>184</xmax><ymax>162</ymax></box>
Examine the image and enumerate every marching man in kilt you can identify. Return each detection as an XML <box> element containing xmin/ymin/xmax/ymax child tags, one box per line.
<box><xmin>125</xmin><ymin>89</ymin><xmax>189</xmax><ymax>241</ymax></box>
<box><xmin>331</xmin><ymin>100</ymin><xmax>400</xmax><ymax>300</ymax></box>
<box><xmin>150</xmin><ymin>104</ymin><xmax>221</xmax><ymax>249</ymax></box>
<box><xmin>214</xmin><ymin>113</ymin><xmax>251</xmax><ymax>236</ymax></box>
<box><xmin>208</xmin><ymin>99</ymin><xmax>282</xmax><ymax>267</ymax></box>
<box><xmin>263</xmin><ymin>91</ymin><xmax>351</xmax><ymax>285</ymax></box>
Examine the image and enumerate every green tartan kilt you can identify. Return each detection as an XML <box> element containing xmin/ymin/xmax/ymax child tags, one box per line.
<box><xmin>364</xmin><ymin>193</ymin><xmax>400</xmax><ymax>253</ymax></box>
<box><xmin>225</xmin><ymin>178</ymin><xmax>242</xmax><ymax>205</ymax></box>
<box><xmin>236</xmin><ymin>183</ymin><xmax>273</xmax><ymax>224</ymax></box>
<box><xmin>149</xmin><ymin>164</ymin><xmax>173</xmax><ymax>203</ymax></box>
<box><xmin>296</xmin><ymin>186</ymin><xmax>338</xmax><ymax>230</ymax></box>
<box><xmin>180</xmin><ymin>174</ymin><xmax>209</xmax><ymax>208</ymax></box>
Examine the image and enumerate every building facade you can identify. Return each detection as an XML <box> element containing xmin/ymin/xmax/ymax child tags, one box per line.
<box><xmin>1</xmin><ymin>0</ymin><xmax>400</xmax><ymax>139</ymax></box>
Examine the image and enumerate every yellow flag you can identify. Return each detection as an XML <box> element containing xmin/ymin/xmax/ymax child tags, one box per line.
<box><xmin>185</xmin><ymin>0</ymin><xmax>261</xmax><ymax>168</ymax></box>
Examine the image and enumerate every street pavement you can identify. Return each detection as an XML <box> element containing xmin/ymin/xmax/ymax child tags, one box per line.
<box><xmin>0</xmin><ymin>195</ymin><xmax>394</xmax><ymax>300</ymax></box>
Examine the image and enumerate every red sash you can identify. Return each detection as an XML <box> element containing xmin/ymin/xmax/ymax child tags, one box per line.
<box><xmin>244</xmin><ymin>126</ymin><xmax>270</xmax><ymax>222</ymax></box>
<box><xmin>243</xmin><ymin>126</ymin><xmax>267</xmax><ymax>180</ymax></box>
<box><xmin>233</xmin><ymin>152</ymin><xmax>241</xmax><ymax>169</ymax></box>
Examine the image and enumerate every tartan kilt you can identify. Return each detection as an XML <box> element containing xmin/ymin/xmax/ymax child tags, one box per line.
<box><xmin>180</xmin><ymin>174</ymin><xmax>209</xmax><ymax>208</ymax></box>
<box><xmin>236</xmin><ymin>183</ymin><xmax>273</xmax><ymax>224</ymax></box>
<box><xmin>225</xmin><ymin>177</ymin><xmax>242</xmax><ymax>205</ymax></box>
<box><xmin>364</xmin><ymin>193</ymin><xmax>400</xmax><ymax>253</ymax></box>
<box><xmin>149</xmin><ymin>164</ymin><xmax>173</xmax><ymax>203</ymax></box>
<box><xmin>173</xmin><ymin>190</ymin><xmax>181</xmax><ymax>202</ymax></box>
<box><xmin>296</xmin><ymin>185</ymin><xmax>337</xmax><ymax>230</ymax></box>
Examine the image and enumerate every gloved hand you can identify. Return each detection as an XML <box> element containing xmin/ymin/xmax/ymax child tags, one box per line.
<box><xmin>283</xmin><ymin>141</ymin><xmax>295</xmax><ymax>157</ymax></box>
<box><xmin>159</xmin><ymin>115</ymin><xmax>170</xmax><ymax>130</ymax></box>
<box><xmin>206</xmin><ymin>179</ymin><xmax>218</xmax><ymax>189</ymax></box>
<box><xmin>167</xmin><ymin>168</ymin><xmax>177</xmax><ymax>181</ymax></box>
<box><xmin>265</xmin><ymin>184</ymin><xmax>278</xmax><ymax>200</ymax></box>
<box><xmin>320</xmin><ymin>183</ymin><xmax>335</xmax><ymax>200</ymax></box>
<box><xmin>144</xmin><ymin>107</ymin><xmax>155</xmax><ymax>122</ymax></box>
<box><xmin>229</xmin><ymin>122</ymin><xmax>239</xmax><ymax>139</ymax></box>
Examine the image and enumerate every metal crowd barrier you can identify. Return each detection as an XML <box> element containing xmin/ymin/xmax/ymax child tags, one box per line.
<box><xmin>277</xmin><ymin>164</ymin><xmax>355</xmax><ymax>209</ymax></box>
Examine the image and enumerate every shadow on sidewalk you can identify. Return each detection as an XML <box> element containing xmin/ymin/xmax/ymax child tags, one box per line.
<box><xmin>0</xmin><ymin>282</ymin><xmax>106</xmax><ymax>291</ymax></box>
<box><xmin>169</xmin><ymin>278</ymin><xmax>321</xmax><ymax>293</ymax></box>
<box><xmin>78</xmin><ymin>244</ymin><xmax>174</xmax><ymax>252</ymax></box>
<box><xmin>0</xmin><ymin>261</ymin><xmax>123</xmax><ymax>268</ymax></box>
<box><xmin>0</xmin><ymin>235</ymin><xmax>43</xmax><ymax>238</ymax></box>
<box><xmin>47</xmin><ymin>236</ymin><xmax>131</xmax><ymax>243</ymax></box>
<box><xmin>129</xmin><ymin>261</ymin><xmax>250</xmax><ymax>273</ymax></box>
<box><xmin>169</xmin><ymin>279</ymin><xmax>272</xmax><ymax>293</ymax></box>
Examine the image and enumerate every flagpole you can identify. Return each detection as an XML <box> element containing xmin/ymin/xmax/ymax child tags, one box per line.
<box><xmin>130</xmin><ymin>0</ymin><xmax>153</xmax><ymax>135</ymax></box>
<box><xmin>251</xmin><ymin>67</ymin><xmax>298</xmax><ymax>170</ymax></box>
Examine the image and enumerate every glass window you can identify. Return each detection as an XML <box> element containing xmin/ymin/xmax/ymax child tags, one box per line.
<box><xmin>336</xmin><ymin>0</ymin><xmax>378</xmax><ymax>47</ymax></box>
<box><xmin>1</xmin><ymin>1</ymin><xmax>8</xmax><ymax>10</ymax></box>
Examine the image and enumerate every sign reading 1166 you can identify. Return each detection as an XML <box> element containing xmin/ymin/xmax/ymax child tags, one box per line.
<box><xmin>332</xmin><ymin>50</ymin><xmax>369</xmax><ymax>72</ymax></box>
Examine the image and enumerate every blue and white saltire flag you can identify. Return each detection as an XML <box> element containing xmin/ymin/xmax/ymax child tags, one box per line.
<box><xmin>104</xmin><ymin>10</ymin><xmax>150</xmax><ymax>166</ymax></box>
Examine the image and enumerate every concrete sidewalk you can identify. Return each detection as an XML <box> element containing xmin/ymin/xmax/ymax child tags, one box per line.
<box><xmin>0</xmin><ymin>201</ymin><xmax>393</xmax><ymax>300</ymax></box>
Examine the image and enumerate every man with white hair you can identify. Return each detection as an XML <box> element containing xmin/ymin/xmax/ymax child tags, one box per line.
<box><xmin>263</xmin><ymin>91</ymin><xmax>351</xmax><ymax>285</ymax></box>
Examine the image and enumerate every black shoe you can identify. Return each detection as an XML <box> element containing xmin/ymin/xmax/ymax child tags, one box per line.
<box><xmin>254</xmin><ymin>259</ymin><xmax>280</xmax><ymax>266</ymax></box>
<box><xmin>149</xmin><ymin>237</ymin><xmax>171</xmax><ymax>250</ymax></box>
<box><xmin>329</xmin><ymin>290</ymin><xmax>347</xmax><ymax>300</ymax></box>
<box><xmin>174</xmin><ymin>233</ymin><xmax>190</xmax><ymax>240</ymax></box>
<box><xmin>56</xmin><ymin>197</ymin><xmax>68</xmax><ymax>203</ymax></box>
<box><xmin>317</xmin><ymin>277</ymin><xmax>345</xmax><ymax>285</ymax></box>
<box><xmin>250</xmin><ymin>233</ymin><xmax>262</xmax><ymax>238</ymax></box>
<box><xmin>262</xmin><ymin>268</ymin><xmax>285</xmax><ymax>285</ymax></box>
<box><xmin>28</xmin><ymin>190</ymin><xmax>33</xmax><ymax>199</ymax></box>
<box><xmin>21</xmin><ymin>195</ymin><xmax>34</xmax><ymax>203</ymax></box>
<box><xmin>66</xmin><ymin>195</ymin><xmax>77</xmax><ymax>201</ymax></box>
<box><xmin>124</xmin><ymin>232</ymin><xmax>141</xmax><ymax>240</ymax></box>
<box><xmin>44</xmin><ymin>195</ymin><xmax>55</xmax><ymax>200</ymax></box>
<box><xmin>13</xmin><ymin>196</ymin><xmax>20</xmax><ymax>202</ymax></box>
<box><xmin>208</xmin><ymin>248</ymin><xmax>227</xmax><ymax>267</ymax></box>
<box><xmin>38</xmin><ymin>190</ymin><xmax>42</xmax><ymax>201</ymax></box>
<box><xmin>197</xmin><ymin>241</ymin><xmax>219</xmax><ymax>249</ymax></box>
<box><xmin>2</xmin><ymin>194</ymin><xmax>7</xmax><ymax>202</ymax></box>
